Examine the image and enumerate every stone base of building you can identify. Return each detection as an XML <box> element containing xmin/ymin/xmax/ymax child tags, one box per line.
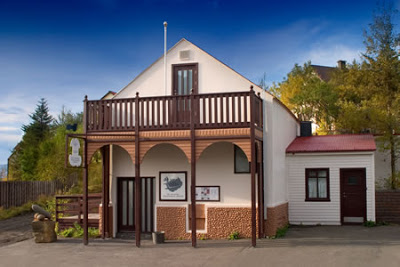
<box><xmin>156</xmin><ymin>206</ymin><xmax>258</xmax><ymax>240</ymax></box>
<box><xmin>264</xmin><ymin>202</ymin><xmax>288</xmax><ymax>237</ymax></box>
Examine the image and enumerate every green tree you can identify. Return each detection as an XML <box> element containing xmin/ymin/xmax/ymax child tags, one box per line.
<box><xmin>36</xmin><ymin>108</ymin><xmax>83</xmax><ymax>183</ymax></box>
<box><xmin>334</xmin><ymin>2</ymin><xmax>400</xmax><ymax>188</ymax></box>
<box><xmin>272</xmin><ymin>61</ymin><xmax>339</xmax><ymax>133</ymax></box>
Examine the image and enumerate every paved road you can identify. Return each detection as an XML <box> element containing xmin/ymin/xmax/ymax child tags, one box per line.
<box><xmin>1</xmin><ymin>225</ymin><xmax>400</xmax><ymax>267</ymax></box>
<box><xmin>0</xmin><ymin>213</ymin><xmax>33</xmax><ymax>247</ymax></box>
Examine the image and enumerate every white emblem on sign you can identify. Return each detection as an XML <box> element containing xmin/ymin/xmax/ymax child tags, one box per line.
<box><xmin>68</xmin><ymin>138</ymin><xmax>82</xmax><ymax>167</ymax></box>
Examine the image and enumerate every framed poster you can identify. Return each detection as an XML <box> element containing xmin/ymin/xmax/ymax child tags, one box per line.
<box><xmin>159</xmin><ymin>172</ymin><xmax>187</xmax><ymax>201</ymax></box>
<box><xmin>195</xmin><ymin>186</ymin><xmax>220</xmax><ymax>201</ymax></box>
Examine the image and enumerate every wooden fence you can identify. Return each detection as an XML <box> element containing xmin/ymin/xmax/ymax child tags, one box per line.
<box><xmin>0</xmin><ymin>180</ymin><xmax>65</xmax><ymax>209</ymax></box>
<box><xmin>55</xmin><ymin>194</ymin><xmax>102</xmax><ymax>230</ymax></box>
<box><xmin>376</xmin><ymin>190</ymin><xmax>400</xmax><ymax>223</ymax></box>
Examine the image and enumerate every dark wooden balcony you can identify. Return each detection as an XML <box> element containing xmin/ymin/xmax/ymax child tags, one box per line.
<box><xmin>84</xmin><ymin>90</ymin><xmax>263</xmax><ymax>133</ymax></box>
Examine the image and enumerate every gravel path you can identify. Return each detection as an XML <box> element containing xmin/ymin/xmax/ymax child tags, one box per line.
<box><xmin>0</xmin><ymin>213</ymin><xmax>33</xmax><ymax>247</ymax></box>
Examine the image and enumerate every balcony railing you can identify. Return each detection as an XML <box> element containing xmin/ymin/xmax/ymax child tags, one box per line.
<box><xmin>84</xmin><ymin>90</ymin><xmax>263</xmax><ymax>132</ymax></box>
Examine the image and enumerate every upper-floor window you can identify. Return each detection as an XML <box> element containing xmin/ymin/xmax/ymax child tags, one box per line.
<box><xmin>305</xmin><ymin>168</ymin><xmax>330</xmax><ymax>201</ymax></box>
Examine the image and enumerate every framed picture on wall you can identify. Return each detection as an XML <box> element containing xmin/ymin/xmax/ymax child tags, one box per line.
<box><xmin>159</xmin><ymin>171</ymin><xmax>187</xmax><ymax>201</ymax></box>
<box><xmin>195</xmin><ymin>186</ymin><xmax>220</xmax><ymax>201</ymax></box>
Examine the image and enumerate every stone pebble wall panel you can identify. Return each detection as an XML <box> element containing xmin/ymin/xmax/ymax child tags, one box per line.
<box><xmin>157</xmin><ymin>206</ymin><xmax>258</xmax><ymax>240</ymax></box>
<box><xmin>264</xmin><ymin>202</ymin><xmax>288</xmax><ymax>237</ymax></box>
<box><xmin>157</xmin><ymin>207</ymin><xmax>190</xmax><ymax>240</ymax></box>
<box><xmin>376</xmin><ymin>191</ymin><xmax>400</xmax><ymax>223</ymax></box>
<box><xmin>207</xmin><ymin>207</ymin><xmax>258</xmax><ymax>239</ymax></box>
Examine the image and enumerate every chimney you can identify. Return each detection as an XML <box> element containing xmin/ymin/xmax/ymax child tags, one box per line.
<box><xmin>337</xmin><ymin>60</ymin><xmax>346</xmax><ymax>69</ymax></box>
<box><xmin>300</xmin><ymin>121</ymin><xmax>312</xmax><ymax>137</ymax></box>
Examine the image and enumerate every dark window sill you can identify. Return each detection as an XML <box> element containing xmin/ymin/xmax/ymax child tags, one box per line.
<box><xmin>305</xmin><ymin>199</ymin><xmax>331</xmax><ymax>202</ymax></box>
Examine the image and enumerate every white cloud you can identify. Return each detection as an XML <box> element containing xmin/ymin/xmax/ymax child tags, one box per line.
<box><xmin>305</xmin><ymin>42</ymin><xmax>363</xmax><ymax>67</ymax></box>
<box><xmin>0</xmin><ymin>126</ymin><xmax>20</xmax><ymax>132</ymax></box>
<box><xmin>0</xmin><ymin>133</ymin><xmax>22</xmax><ymax>143</ymax></box>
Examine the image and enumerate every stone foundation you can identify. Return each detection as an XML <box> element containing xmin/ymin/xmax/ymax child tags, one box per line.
<box><xmin>264</xmin><ymin>202</ymin><xmax>288</xmax><ymax>237</ymax></box>
<box><xmin>156</xmin><ymin>206</ymin><xmax>258</xmax><ymax>240</ymax></box>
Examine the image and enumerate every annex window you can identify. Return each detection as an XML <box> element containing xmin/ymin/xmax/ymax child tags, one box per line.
<box><xmin>305</xmin><ymin>168</ymin><xmax>330</xmax><ymax>201</ymax></box>
<box><xmin>234</xmin><ymin>145</ymin><xmax>250</xmax><ymax>173</ymax></box>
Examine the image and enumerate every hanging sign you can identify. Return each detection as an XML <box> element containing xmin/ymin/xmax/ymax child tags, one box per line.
<box><xmin>69</xmin><ymin>138</ymin><xmax>82</xmax><ymax>167</ymax></box>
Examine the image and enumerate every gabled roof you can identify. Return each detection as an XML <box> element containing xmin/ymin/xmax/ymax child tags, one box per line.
<box><xmin>286</xmin><ymin>134</ymin><xmax>376</xmax><ymax>154</ymax></box>
<box><xmin>310</xmin><ymin>65</ymin><xmax>335</xmax><ymax>82</ymax></box>
<box><xmin>101</xmin><ymin>91</ymin><xmax>116</xmax><ymax>100</ymax></box>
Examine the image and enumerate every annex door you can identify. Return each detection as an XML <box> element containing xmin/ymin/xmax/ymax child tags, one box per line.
<box><xmin>117</xmin><ymin>177</ymin><xmax>155</xmax><ymax>233</ymax></box>
<box><xmin>172</xmin><ymin>63</ymin><xmax>198</xmax><ymax>126</ymax></box>
<box><xmin>340</xmin><ymin>169</ymin><xmax>367</xmax><ymax>224</ymax></box>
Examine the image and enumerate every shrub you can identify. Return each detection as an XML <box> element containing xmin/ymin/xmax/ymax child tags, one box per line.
<box><xmin>199</xmin><ymin>234</ymin><xmax>207</xmax><ymax>240</ymax></box>
<box><xmin>58</xmin><ymin>222</ymin><xmax>100</xmax><ymax>238</ymax></box>
<box><xmin>273</xmin><ymin>224</ymin><xmax>289</xmax><ymax>239</ymax></box>
<box><xmin>228</xmin><ymin>231</ymin><xmax>240</xmax><ymax>240</ymax></box>
<box><xmin>364</xmin><ymin>220</ymin><xmax>377</xmax><ymax>227</ymax></box>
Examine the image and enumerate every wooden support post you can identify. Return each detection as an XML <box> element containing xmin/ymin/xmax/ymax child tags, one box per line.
<box><xmin>190</xmin><ymin>90</ymin><xmax>197</xmax><ymax>248</ymax></box>
<box><xmin>83</xmin><ymin>138</ymin><xmax>89</xmax><ymax>245</ymax></box>
<box><xmin>104</xmin><ymin>146</ymin><xmax>110</xmax><ymax>238</ymax></box>
<box><xmin>101</xmin><ymin>146</ymin><xmax>106</xmax><ymax>239</ymax></box>
<box><xmin>135</xmin><ymin>92</ymin><xmax>141</xmax><ymax>247</ymax></box>
<box><xmin>250</xmin><ymin>86</ymin><xmax>257</xmax><ymax>247</ymax></box>
<box><xmin>257</xmin><ymin>141</ymin><xmax>264</xmax><ymax>238</ymax></box>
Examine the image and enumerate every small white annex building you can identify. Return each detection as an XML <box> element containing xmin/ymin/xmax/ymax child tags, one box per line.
<box><xmin>286</xmin><ymin>134</ymin><xmax>376</xmax><ymax>225</ymax></box>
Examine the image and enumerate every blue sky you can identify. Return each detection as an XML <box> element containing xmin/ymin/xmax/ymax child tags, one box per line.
<box><xmin>0</xmin><ymin>0</ymin><xmax>394</xmax><ymax>164</ymax></box>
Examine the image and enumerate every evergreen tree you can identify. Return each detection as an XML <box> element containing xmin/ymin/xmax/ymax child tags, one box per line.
<box><xmin>17</xmin><ymin>98</ymin><xmax>53</xmax><ymax>180</ymax></box>
<box><xmin>22</xmin><ymin>98</ymin><xmax>53</xmax><ymax>141</ymax></box>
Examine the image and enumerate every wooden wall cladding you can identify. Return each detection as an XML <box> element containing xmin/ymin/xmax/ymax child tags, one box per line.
<box><xmin>188</xmin><ymin>204</ymin><xmax>206</xmax><ymax>230</ymax></box>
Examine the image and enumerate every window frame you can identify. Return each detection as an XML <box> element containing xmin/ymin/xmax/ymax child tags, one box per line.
<box><xmin>305</xmin><ymin>168</ymin><xmax>330</xmax><ymax>202</ymax></box>
<box><xmin>234</xmin><ymin>145</ymin><xmax>250</xmax><ymax>174</ymax></box>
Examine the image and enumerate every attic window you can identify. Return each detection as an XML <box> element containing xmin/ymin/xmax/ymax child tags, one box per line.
<box><xmin>179</xmin><ymin>50</ymin><xmax>190</xmax><ymax>61</ymax></box>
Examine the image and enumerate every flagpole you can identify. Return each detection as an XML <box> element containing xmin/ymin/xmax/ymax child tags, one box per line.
<box><xmin>164</xmin><ymin>21</ymin><xmax>167</xmax><ymax>96</ymax></box>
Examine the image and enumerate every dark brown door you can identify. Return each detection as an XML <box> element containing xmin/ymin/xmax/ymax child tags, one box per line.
<box><xmin>340</xmin><ymin>169</ymin><xmax>367</xmax><ymax>224</ymax></box>
<box><xmin>117</xmin><ymin>177</ymin><xmax>155</xmax><ymax>233</ymax></box>
<box><xmin>172</xmin><ymin>64</ymin><xmax>198</xmax><ymax>126</ymax></box>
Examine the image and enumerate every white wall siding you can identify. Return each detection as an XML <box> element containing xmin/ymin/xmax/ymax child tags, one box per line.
<box><xmin>287</xmin><ymin>153</ymin><xmax>375</xmax><ymax>225</ymax></box>
<box><xmin>264</xmin><ymin>99</ymin><xmax>298</xmax><ymax>210</ymax></box>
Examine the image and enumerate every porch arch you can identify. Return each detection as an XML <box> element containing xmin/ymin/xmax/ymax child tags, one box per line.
<box><xmin>140</xmin><ymin>141</ymin><xmax>191</xmax><ymax>164</ymax></box>
<box><xmin>87</xmin><ymin>142</ymin><xmax>135</xmax><ymax>165</ymax></box>
<box><xmin>196</xmin><ymin>139</ymin><xmax>251</xmax><ymax>162</ymax></box>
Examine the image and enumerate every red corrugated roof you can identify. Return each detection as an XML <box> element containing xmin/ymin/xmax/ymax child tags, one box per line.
<box><xmin>286</xmin><ymin>134</ymin><xmax>376</xmax><ymax>153</ymax></box>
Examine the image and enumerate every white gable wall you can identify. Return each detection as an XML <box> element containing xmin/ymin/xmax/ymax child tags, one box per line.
<box><xmin>114</xmin><ymin>39</ymin><xmax>271</xmax><ymax>98</ymax></box>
